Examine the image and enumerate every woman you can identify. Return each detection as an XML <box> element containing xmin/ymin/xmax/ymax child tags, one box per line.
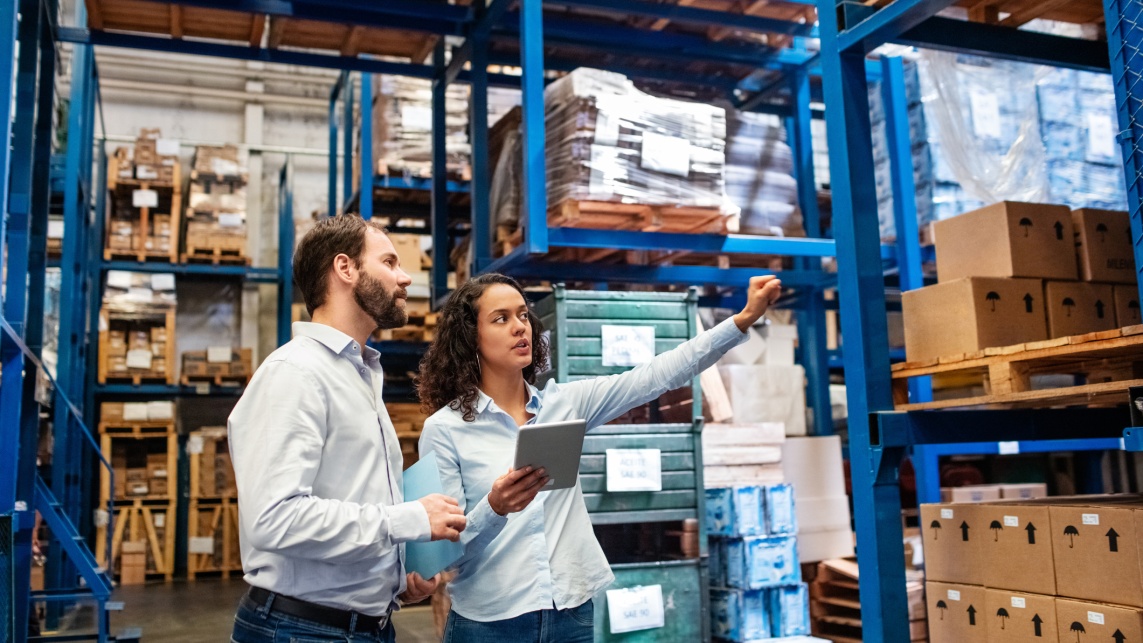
<box><xmin>417</xmin><ymin>273</ymin><xmax>781</xmax><ymax>642</ymax></box>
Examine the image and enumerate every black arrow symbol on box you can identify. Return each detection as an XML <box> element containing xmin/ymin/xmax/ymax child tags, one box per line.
<box><xmin>968</xmin><ymin>605</ymin><xmax>977</xmax><ymax>626</ymax></box>
<box><xmin>1055</xmin><ymin>221</ymin><xmax>1065</xmax><ymax>240</ymax></box>
<box><xmin>1024</xmin><ymin>293</ymin><xmax>1034</xmax><ymax>313</ymax></box>
<box><xmin>1113</xmin><ymin>628</ymin><xmax>1126</xmax><ymax>643</ymax></box>
<box><xmin>1026</xmin><ymin>523</ymin><xmax>1037</xmax><ymax>544</ymax></box>
<box><xmin>961</xmin><ymin>521</ymin><xmax>970</xmax><ymax>541</ymax></box>
<box><xmin>1033</xmin><ymin>614</ymin><xmax>1044</xmax><ymax>637</ymax></box>
<box><xmin>1108</xmin><ymin>528</ymin><xmax>1120</xmax><ymax>552</ymax></box>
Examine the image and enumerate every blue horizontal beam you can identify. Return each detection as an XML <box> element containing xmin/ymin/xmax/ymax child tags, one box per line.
<box><xmin>101</xmin><ymin>261</ymin><xmax>279</xmax><ymax>283</ymax></box>
<box><xmin>500</xmin><ymin>259</ymin><xmax>832</xmax><ymax>288</ymax></box>
<box><xmin>916</xmin><ymin>437</ymin><xmax>1125</xmax><ymax>458</ymax></box>
<box><xmin>894</xmin><ymin>17</ymin><xmax>1110</xmax><ymax>73</ymax></box>
<box><xmin>374</xmin><ymin>175</ymin><xmax>469</xmax><ymax>193</ymax></box>
<box><xmin>547</xmin><ymin>0</ymin><xmax>815</xmax><ymax>37</ymax></box>
<box><xmin>877</xmin><ymin>408</ymin><xmax>1128</xmax><ymax>447</ymax></box>
<box><xmin>131</xmin><ymin>0</ymin><xmax>468</xmax><ymax>34</ymax></box>
<box><xmin>547</xmin><ymin>227</ymin><xmax>838</xmax><ymax>257</ymax></box>
<box><xmin>838</xmin><ymin>0</ymin><xmax>956</xmax><ymax>54</ymax></box>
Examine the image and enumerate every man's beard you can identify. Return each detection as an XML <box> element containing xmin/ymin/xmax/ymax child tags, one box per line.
<box><xmin>354</xmin><ymin>271</ymin><xmax>408</xmax><ymax>330</ymax></box>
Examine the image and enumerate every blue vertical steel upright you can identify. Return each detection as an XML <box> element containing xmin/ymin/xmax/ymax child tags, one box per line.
<box><xmin>881</xmin><ymin>55</ymin><xmax>932</xmax><ymax>404</ymax></box>
<box><xmin>786</xmin><ymin>65</ymin><xmax>832</xmax><ymax>436</ymax></box>
<box><xmin>469</xmin><ymin>4</ymin><xmax>492</xmax><ymax>276</ymax></box>
<box><xmin>816</xmin><ymin>1</ymin><xmax>908</xmax><ymax>642</ymax></box>
<box><xmin>520</xmin><ymin>0</ymin><xmax>547</xmax><ymax>255</ymax></box>
<box><xmin>329</xmin><ymin>71</ymin><xmax>346</xmax><ymax>218</ymax></box>
<box><xmin>1104</xmin><ymin>0</ymin><xmax>1143</xmax><ymax>304</ymax></box>
<box><xmin>359</xmin><ymin>72</ymin><xmax>374</xmax><ymax>221</ymax></box>
<box><xmin>343</xmin><ymin>76</ymin><xmax>355</xmax><ymax>214</ymax></box>
<box><xmin>279</xmin><ymin>159</ymin><xmax>296</xmax><ymax>347</ymax></box>
<box><xmin>431</xmin><ymin>43</ymin><xmax>450</xmax><ymax>304</ymax></box>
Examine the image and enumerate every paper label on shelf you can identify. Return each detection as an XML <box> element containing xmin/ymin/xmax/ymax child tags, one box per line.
<box><xmin>187</xmin><ymin>435</ymin><xmax>204</xmax><ymax>455</ymax></box>
<box><xmin>151</xmin><ymin>273</ymin><xmax>176</xmax><ymax>291</ymax></box>
<box><xmin>195</xmin><ymin>383</ymin><xmax>211</xmax><ymax>395</ymax></box>
<box><xmin>153</xmin><ymin>513</ymin><xmax>166</xmax><ymax>528</ymax></box>
<box><xmin>48</xmin><ymin>220</ymin><xmax>64</xmax><ymax>239</ymax></box>
<box><xmin>1011</xmin><ymin>596</ymin><xmax>1026</xmax><ymax>609</ymax></box>
<box><xmin>207</xmin><ymin>346</ymin><xmax>232</xmax><ymax>363</ymax></box>
<box><xmin>601</xmin><ymin>325</ymin><xmax>655</xmax><ymax>367</ymax></box>
<box><xmin>1082</xmin><ymin>513</ymin><xmax>1100</xmax><ymax>525</ymax></box>
<box><xmin>123</xmin><ymin>403</ymin><xmax>149</xmax><ymax>421</ymax></box>
<box><xmin>146</xmin><ymin>401</ymin><xmax>173</xmax><ymax>421</ymax></box>
<box><xmin>606</xmin><ymin>585</ymin><xmax>665</xmax><ymax>634</ymax></box>
<box><xmin>594</xmin><ymin>110</ymin><xmax>620</xmax><ymax>146</ymax></box>
<box><xmin>189</xmin><ymin>537</ymin><xmax>214</xmax><ymax>554</ymax></box>
<box><xmin>640</xmin><ymin>132</ymin><xmax>691</xmax><ymax>177</ymax></box>
<box><xmin>1004</xmin><ymin>515</ymin><xmax>1019</xmax><ymax>528</ymax></box>
<box><xmin>126</xmin><ymin>349</ymin><xmax>153</xmax><ymax>370</ymax></box>
<box><xmin>941</xmin><ymin>509</ymin><xmax>954</xmax><ymax>519</ymax></box>
<box><xmin>132</xmin><ymin>189</ymin><xmax>159</xmax><ymax>208</ymax></box>
<box><xmin>1087</xmin><ymin>113</ymin><xmax>1117</xmax><ymax>158</ymax></box>
<box><xmin>1089</xmin><ymin>611</ymin><xmax>1105</xmax><ymax>625</ymax></box>
<box><xmin>107</xmin><ymin>271</ymin><xmax>134</xmax><ymax>290</ymax></box>
<box><xmin>156</xmin><ymin>138</ymin><xmax>180</xmax><ymax>156</ymax></box>
<box><xmin>217</xmin><ymin>213</ymin><xmax>244</xmax><ymax>228</ymax></box>
<box><xmin>605</xmin><ymin>449</ymin><xmax>662</xmax><ymax>492</ymax></box>
<box><xmin>969</xmin><ymin>89</ymin><xmax>1002</xmax><ymax>139</ymax></box>
<box><xmin>402</xmin><ymin>105</ymin><xmax>433</xmax><ymax>132</ymax></box>
<box><xmin>998</xmin><ymin>441</ymin><xmax>1020</xmax><ymax>455</ymax></box>
<box><xmin>947</xmin><ymin>590</ymin><xmax>961</xmax><ymax>601</ymax></box>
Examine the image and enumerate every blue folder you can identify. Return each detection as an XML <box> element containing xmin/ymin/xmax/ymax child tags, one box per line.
<box><xmin>403</xmin><ymin>452</ymin><xmax>464</xmax><ymax>578</ymax></box>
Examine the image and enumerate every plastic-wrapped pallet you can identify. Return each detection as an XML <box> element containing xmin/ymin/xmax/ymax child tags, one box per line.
<box><xmin>369</xmin><ymin>75</ymin><xmax>471</xmax><ymax>179</ymax></box>
<box><xmin>543</xmin><ymin>68</ymin><xmax>727</xmax><ymax>209</ymax></box>
<box><xmin>722</xmin><ymin>107</ymin><xmax>803</xmax><ymax>236</ymax></box>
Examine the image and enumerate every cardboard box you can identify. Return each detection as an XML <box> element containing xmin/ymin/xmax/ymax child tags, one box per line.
<box><xmin>943</xmin><ymin>485</ymin><xmax>1004</xmax><ymax>504</ymax></box>
<box><xmin>921</xmin><ymin>503</ymin><xmax>985</xmax><ymax>585</ymax></box>
<box><xmin>101</xmin><ymin>402</ymin><xmax>125</xmax><ymax>423</ymax></box>
<box><xmin>1114</xmin><ymin>285</ymin><xmax>1141</xmax><ymax>327</ymax></box>
<box><xmin>978</xmin><ymin>502</ymin><xmax>1057</xmax><ymax>595</ymax></box>
<box><xmin>390</xmin><ymin>233</ymin><xmax>426</xmax><ymax>272</ymax></box>
<box><xmin>934</xmin><ymin>201</ymin><xmax>1077</xmax><ymax>283</ymax></box>
<box><xmin>985</xmin><ymin>589</ymin><xmax>1058</xmax><ymax>643</ymax></box>
<box><xmin>1073</xmin><ymin>208</ymin><xmax>1136</xmax><ymax>284</ymax></box>
<box><xmin>1055</xmin><ymin>598</ymin><xmax>1143</xmax><ymax>643</ymax></box>
<box><xmin>1001</xmin><ymin>483</ymin><xmax>1049</xmax><ymax>501</ymax></box>
<box><xmin>148</xmin><ymin>478</ymin><xmax>168</xmax><ymax>496</ymax></box>
<box><xmin>926</xmin><ymin>582</ymin><xmax>987</xmax><ymax>643</ymax></box>
<box><xmin>1050</xmin><ymin>502</ymin><xmax>1143</xmax><ymax>607</ymax></box>
<box><xmin>903</xmin><ymin>277</ymin><xmax>1048</xmax><ymax>361</ymax></box>
<box><xmin>1044</xmin><ymin>281</ymin><xmax>1117</xmax><ymax>338</ymax></box>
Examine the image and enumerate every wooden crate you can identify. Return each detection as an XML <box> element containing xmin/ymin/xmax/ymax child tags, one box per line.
<box><xmin>953</xmin><ymin>0</ymin><xmax>1104</xmax><ymax>27</ymax></box>
<box><xmin>371</xmin><ymin>312</ymin><xmax>439</xmax><ymax>342</ymax></box>
<box><xmin>181</xmin><ymin>348</ymin><xmax>254</xmax><ymax>387</ymax></box>
<box><xmin>188</xmin><ymin>427</ymin><xmax>236</xmax><ymax>500</ymax></box>
<box><xmin>99</xmin><ymin>428</ymin><xmax>177</xmax><ymax>503</ymax></box>
<box><xmin>187</xmin><ymin>497</ymin><xmax>241</xmax><ymax>579</ymax></box>
<box><xmin>890</xmin><ymin>325</ymin><xmax>1143</xmax><ymax>411</ymax></box>
<box><xmin>98</xmin><ymin>308</ymin><xmax>177</xmax><ymax>385</ymax></box>
<box><xmin>105</xmin><ymin>160</ymin><xmax>182</xmax><ymax>264</ymax></box>
<box><xmin>95</xmin><ymin>498</ymin><xmax>177</xmax><ymax>583</ymax></box>
<box><xmin>810</xmin><ymin>558</ymin><xmax>927</xmax><ymax>643</ymax></box>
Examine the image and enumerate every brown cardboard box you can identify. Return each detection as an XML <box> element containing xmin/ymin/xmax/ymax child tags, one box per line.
<box><xmin>148</xmin><ymin>478</ymin><xmax>168</xmax><ymax>496</ymax></box>
<box><xmin>945</xmin><ymin>485</ymin><xmax>1005</xmax><ymax>504</ymax></box>
<box><xmin>1114</xmin><ymin>285</ymin><xmax>1141</xmax><ymax>327</ymax></box>
<box><xmin>1044</xmin><ymin>281</ymin><xmax>1117</xmax><ymax>338</ymax></box>
<box><xmin>126</xmin><ymin>481</ymin><xmax>150</xmax><ymax>497</ymax></box>
<box><xmin>927</xmin><ymin>582</ymin><xmax>987</xmax><ymax>643</ymax></box>
<box><xmin>390</xmin><ymin>233</ymin><xmax>425</xmax><ymax>272</ymax></box>
<box><xmin>985</xmin><ymin>589</ymin><xmax>1058</xmax><ymax>643</ymax></box>
<box><xmin>151</xmin><ymin>326</ymin><xmax>168</xmax><ymax>343</ymax></box>
<box><xmin>108</xmin><ymin>356</ymin><xmax>128</xmax><ymax>372</ymax></box>
<box><xmin>1055</xmin><ymin>598</ymin><xmax>1143</xmax><ymax>643</ymax></box>
<box><xmin>129</xmin><ymin>331</ymin><xmax>150</xmax><ymax>350</ymax></box>
<box><xmin>1001</xmin><ymin>484</ymin><xmax>1049</xmax><ymax>501</ymax></box>
<box><xmin>1050</xmin><ymin>502</ymin><xmax>1143</xmax><ymax>607</ymax></box>
<box><xmin>125</xmin><ymin>468</ymin><xmax>147</xmax><ymax>482</ymax></box>
<box><xmin>1073</xmin><ymin>209</ymin><xmax>1136</xmax><ymax>284</ymax></box>
<box><xmin>921</xmin><ymin>504</ymin><xmax>986</xmax><ymax>585</ymax></box>
<box><xmin>119</xmin><ymin>541</ymin><xmax>147</xmax><ymax>585</ymax></box>
<box><xmin>101</xmin><ymin>402</ymin><xmax>125</xmax><ymax>423</ymax></box>
<box><xmin>934</xmin><ymin>202</ymin><xmax>1077</xmax><ymax>283</ymax></box>
<box><xmin>206</xmin><ymin>362</ymin><xmax>230</xmax><ymax>376</ymax></box>
<box><xmin>903</xmin><ymin>277</ymin><xmax>1048</xmax><ymax>361</ymax></box>
<box><xmin>979</xmin><ymin>502</ymin><xmax>1057</xmax><ymax>595</ymax></box>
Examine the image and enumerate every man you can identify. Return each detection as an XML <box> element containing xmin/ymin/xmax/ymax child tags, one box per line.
<box><xmin>228</xmin><ymin>215</ymin><xmax>466</xmax><ymax>643</ymax></box>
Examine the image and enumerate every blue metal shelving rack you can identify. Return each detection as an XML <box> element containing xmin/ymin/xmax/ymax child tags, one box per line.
<box><xmin>815</xmin><ymin>0</ymin><xmax>1143</xmax><ymax>641</ymax></box>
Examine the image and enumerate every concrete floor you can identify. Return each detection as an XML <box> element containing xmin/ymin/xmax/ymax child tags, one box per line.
<box><xmin>54</xmin><ymin>578</ymin><xmax>439</xmax><ymax>642</ymax></box>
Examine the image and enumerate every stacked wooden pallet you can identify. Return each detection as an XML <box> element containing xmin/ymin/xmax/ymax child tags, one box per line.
<box><xmin>105</xmin><ymin>130</ymin><xmax>183</xmax><ymax>263</ymax></box>
<box><xmin>809</xmin><ymin>558</ymin><xmax>927</xmax><ymax>643</ymax></box>
<box><xmin>98</xmin><ymin>307</ymin><xmax>177</xmax><ymax>385</ymax></box>
<box><xmin>187</xmin><ymin>427</ymin><xmax>241</xmax><ymax>579</ymax></box>
<box><xmin>182</xmin><ymin>145</ymin><xmax>250</xmax><ymax>265</ymax></box>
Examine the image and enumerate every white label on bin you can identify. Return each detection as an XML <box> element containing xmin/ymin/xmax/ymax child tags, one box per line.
<box><xmin>947</xmin><ymin>590</ymin><xmax>961</xmax><ymax>601</ymax></box>
<box><xmin>606</xmin><ymin>449</ymin><xmax>662</xmax><ymax>492</ymax></box>
<box><xmin>1089</xmin><ymin>611</ymin><xmax>1106</xmax><ymax>625</ymax></box>
<box><xmin>601</xmin><ymin>325</ymin><xmax>655</xmax><ymax>367</ymax></box>
<box><xmin>1087</xmin><ymin>113</ymin><xmax>1117</xmax><ymax>158</ymax></box>
<box><xmin>187</xmin><ymin>435</ymin><xmax>204</xmax><ymax>455</ymax></box>
<box><xmin>151</xmin><ymin>273</ymin><xmax>175</xmax><ymax>291</ymax></box>
<box><xmin>132</xmin><ymin>189</ymin><xmax>159</xmax><ymax>208</ymax></box>
<box><xmin>207</xmin><ymin>346</ymin><xmax>232</xmax><ymax>363</ymax></box>
<box><xmin>1004</xmin><ymin>515</ymin><xmax>1019</xmax><ymax>528</ymax></box>
<box><xmin>640</xmin><ymin>132</ymin><xmax>691</xmax><ymax>177</ymax></box>
<box><xmin>606</xmin><ymin>585</ymin><xmax>665</xmax><ymax>634</ymax></box>
<box><xmin>402</xmin><ymin>105</ymin><xmax>433</xmax><ymax>132</ymax></box>
<box><xmin>970</xmin><ymin>89</ymin><xmax>1002</xmax><ymax>139</ymax></box>
<box><xmin>998</xmin><ymin>441</ymin><xmax>1020</xmax><ymax>455</ymax></box>
<box><xmin>941</xmin><ymin>509</ymin><xmax>954</xmax><ymax>519</ymax></box>
<box><xmin>189</xmin><ymin>537</ymin><xmax>214</xmax><ymax>554</ymax></box>
<box><xmin>1083</xmin><ymin>513</ymin><xmax>1100</xmax><ymax>525</ymax></box>
<box><xmin>1011</xmin><ymin>597</ymin><xmax>1026</xmax><ymax>609</ymax></box>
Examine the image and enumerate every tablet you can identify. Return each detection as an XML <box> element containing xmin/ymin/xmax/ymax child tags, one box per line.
<box><xmin>512</xmin><ymin>420</ymin><xmax>588</xmax><ymax>491</ymax></box>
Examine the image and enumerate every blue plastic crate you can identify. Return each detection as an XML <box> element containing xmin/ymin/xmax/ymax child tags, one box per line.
<box><xmin>710</xmin><ymin>587</ymin><xmax>769</xmax><ymax>642</ymax></box>
<box><xmin>709</xmin><ymin>538</ymin><xmax>726</xmax><ymax>588</ymax></box>
<box><xmin>705</xmin><ymin>486</ymin><xmax>765</xmax><ymax>537</ymax></box>
<box><xmin>764</xmin><ymin>484</ymin><xmax>797</xmax><ymax>536</ymax></box>
<box><xmin>769</xmin><ymin>583</ymin><xmax>811</xmax><ymax>638</ymax></box>
<box><xmin>726</xmin><ymin>535</ymin><xmax>800</xmax><ymax>589</ymax></box>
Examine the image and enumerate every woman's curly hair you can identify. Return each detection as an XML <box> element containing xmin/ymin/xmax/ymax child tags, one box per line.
<box><xmin>416</xmin><ymin>273</ymin><xmax>549</xmax><ymax>422</ymax></box>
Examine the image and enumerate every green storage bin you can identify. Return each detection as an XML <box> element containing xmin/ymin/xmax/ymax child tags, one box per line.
<box><xmin>592</xmin><ymin>559</ymin><xmax>708</xmax><ymax>643</ymax></box>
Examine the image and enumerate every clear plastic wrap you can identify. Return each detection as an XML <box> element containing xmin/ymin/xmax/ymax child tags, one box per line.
<box><xmin>103</xmin><ymin>270</ymin><xmax>177</xmax><ymax>314</ymax></box>
<box><xmin>723</xmin><ymin>108</ymin><xmax>803</xmax><ymax>236</ymax></box>
<box><xmin>369</xmin><ymin>75</ymin><xmax>471</xmax><ymax>178</ymax></box>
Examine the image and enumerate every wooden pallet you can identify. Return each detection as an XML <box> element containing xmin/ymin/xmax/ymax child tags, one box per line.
<box><xmin>372</xmin><ymin>313</ymin><xmax>439</xmax><ymax>342</ymax></box>
<box><xmin>98</xmin><ymin>422</ymin><xmax>175</xmax><ymax>437</ymax></box>
<box><xmin>189</xmin><ymin>169</ymin><xmax>248</xmax><ymax>185</ymax></box>
<box><xmin>181</xmin><ymin>247</ymin><xmax>250</xmax><ymax>265</ymax></box>
<box><xmin>181</xmin><ymin>372</ymin><xmax>250</xmax><ymax>388</ymax></box>
<box><xmin>187</xmin><ymin>497</ymin><xmax>241</xmax><ymax>580</ymax></box>
<box><xmin>550</xmin><ymin>199</ymin><xmax>738</xmax><ymax>235</ymax></box>
<box><xmin>810</xmin><ymin>558</ymin><xmax>927</xmax><ymax>643</ymax></box>
<box><xmin>953</xmin><ymin>0</ymin><xmax>1104</xmax><ymax>27</ymax></box>
<box><xmin>95</xmin><ymin>498</ymin><xmax>177</xmax><ymax>583</ymax></box>
<box><xmin>98</xmin><ymin>308</ymin><xmax>177</xmax><ymax>385</ymax></box>
<box><xmin>103</xmin><ymin>249</ymin><xmax>176</xmax><ymax>263</ymax></box>
<box><xmin>891</xmin><ymin>325</ymin><xmax>1143</xmax><ymax>411</ymax></box>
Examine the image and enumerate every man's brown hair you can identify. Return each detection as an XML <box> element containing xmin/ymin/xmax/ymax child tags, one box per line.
<box><xmin>293</xmin><ymin>215</ymin><xmax>386</xmax><ymax>315</ymax></box>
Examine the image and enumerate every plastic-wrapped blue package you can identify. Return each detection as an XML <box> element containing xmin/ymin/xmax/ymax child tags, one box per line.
<box><xmin>765</xmin><ymin>484</ymin><xmax>798</xmax><ymax>535</ymax></box>
<box><xmin>1041</xmin><ymin>122</ymin><xmax>1085</xmax><ymax>162</ymax></box>
<box><xmin>711</xmin><ymin>588</ymin><xmax>769</xmax><ymax>642</ymax></box>
<box><xmin>770</xmin><ymin>584</ymin><xmax>811</xmax><ymax>637</ymax></box>
<box><xmin>705</xmin><ymin>486</ymin><xmax>765</xmax><ymax>537</ymax></box>
<box><xmin>726</xmin><ymin>536</ymin><xmax>800</xmax><ymax>589</ymax></box>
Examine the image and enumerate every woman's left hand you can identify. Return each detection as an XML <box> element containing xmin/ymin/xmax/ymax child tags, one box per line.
<box><xmin>400</xmin><ymin>572</ymin><xmax>440</xmax><ymax>604</ymax></box>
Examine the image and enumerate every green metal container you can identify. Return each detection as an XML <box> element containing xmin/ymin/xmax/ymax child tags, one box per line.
<box><xmin>592</xmin><ymin>559</ymin><xmax>709</xmax><ymax>643</ymax></box>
